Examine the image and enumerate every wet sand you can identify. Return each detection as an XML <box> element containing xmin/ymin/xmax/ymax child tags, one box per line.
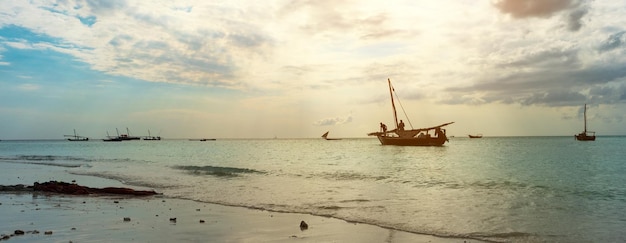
<box><xmin>0</xmin><ymin>162</ymin><xmax>481</xmax><ymax>242</ymax></box>
<box><xmin>0</xmin><ymin>191</ymin><xmax>483</xmax><ymax>243</ymax></box>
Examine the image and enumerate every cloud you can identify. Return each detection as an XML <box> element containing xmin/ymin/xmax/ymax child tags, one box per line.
<box><xmin>443</xmin><ymin>44</ymin><xmax>626</xmax><ymax>107</ymax></box>
<box><xmin>313</xmin><ymin>115</ymin><xmax>353</xmax><ymax>126</ymax></box>
<box><xmin>84</xmin><ymin>0</ymin><xmax>128</xmax><ymax>15</ymax></box>
<box><xmin>17</xmin><ymin>83</ymin><xmax>40</xmax><ymax>91</ymax></box>
<box><xmin>0</xmin><ymin>2</ymin><xmax>274</xmax><ymax>89</ymax></box>
<box><xmin>493</xmin><ymin>0</ymin><xmax>578</xmax><ymax>18</ymax></box>
<box><xmin>278</xmin><ymin>0</ymin><xmax>404</xmax><ymax>40</ymax></box>
<box><xmin>598</xmin><ymin>31</ymin><xmax>626</xmax><ymax>53</ymax></box>
<box><xmin>493</xmin><ymin>0</ymin><xmax>589</xmax><ymax>32</ymax></box>
<box><xmin>566</xmin><ymin>7</ymin><xmax>587</xmax><ymax>31</ymax></box>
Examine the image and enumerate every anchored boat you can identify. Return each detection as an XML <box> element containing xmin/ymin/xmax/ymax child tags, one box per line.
<box><xmin>65</xmin><ymin>129</ymin><xmax>89</xmax><ymax>141</ymax></box>
<box><xmin>367</xmin><ymin>78</ymin><xmax>453</xmax><ymax>146</ymax></box>
<box><xmin>575</xmin><ymin>104</ymin><xmax>596</xmax><ymax>141</ymax></box>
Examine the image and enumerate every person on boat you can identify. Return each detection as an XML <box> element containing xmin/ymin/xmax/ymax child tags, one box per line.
<box><xmin>380</xmin><ymin>122</ymin><xmax>387</xmax><ymax>133</ymax></box>
<box><xmin>398</xmin><ymin>120</ymin><xmax>405</xmax><ymax>131</ymax></box>
<box><xmin>435</xmin><ymin>128</ymin><xmax>444</xmax><ymax>138</ymax></box>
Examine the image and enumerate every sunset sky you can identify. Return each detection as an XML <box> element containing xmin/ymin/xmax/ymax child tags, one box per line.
<box><xmin>1</xmin><ymin>0</ymin><xmax>626</xmax><ymax>140</ymax></box>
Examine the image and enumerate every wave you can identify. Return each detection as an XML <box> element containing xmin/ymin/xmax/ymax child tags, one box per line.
<box><xmin>313</xmin><ymin>171</ymin><xmax>389</xmax><ymax>181</ymax></box>
<box><xmin>172</xmin><ymin>165</ymin><xmax>264</xmax><ymax>177</ymax></box>
<box><xmin>465</xmin><ymin>231</ymin><xmax>538</xmax><ymax>242</ymax></box>
<box><xmin>0</xmin><ymin>155</ymin><xmax>89</xmax><ymax>168</ymax></box>
<box><xmin>0</xmin><ymin>155</ymin><xmax>94</xmax><ymax>162</ymax></box>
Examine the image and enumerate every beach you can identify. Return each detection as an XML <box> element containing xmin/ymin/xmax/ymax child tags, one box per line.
<box><xmin>1</xmin><ymin>187</ymin><xmax>470</xmax><ymax>243</ymax></box>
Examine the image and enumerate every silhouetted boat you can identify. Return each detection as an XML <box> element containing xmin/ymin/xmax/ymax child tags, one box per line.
<box><xmin>468</xmin><ymin>134</ymin><xmax>483</xmax><ymax>138</ymax></box>
<box><xmin>321</xmin><ymin>131</ymin><xmax>341</xmax><ymax>140</ymax></box>
<box><xmin>189</xmin><ymin>138</ymin><xmax>216</xmax><ymax>141</ymax></box>
<box><xmin>103</xmin><ymin>131</ymin><xmax>122</xmax><ymax>142</ymax></box>
<box><xmin>116</xmin><ymin>128</ymin><xmax>140</xmax><ymax>140</ymax></box>
<box><xmin>143</xmin><ymin>130</ymin><xmax>161</xmax><ymax>140</ymax></box>
<box><xmin>575</xmin><ymin>104</ymin><xmax>596</xmax><ymax>141</ymax></box>
<box><xmin>65</xmin><ymin>129</ymin><xmax>89</xmax><ymax>141</ymax></box>
<box><xmin>367</xmin><ymin>78</ymin><xmax>454</xmax><ymax>146</ymax></box>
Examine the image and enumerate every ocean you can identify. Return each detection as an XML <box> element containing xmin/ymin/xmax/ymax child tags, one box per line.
<box><xmin>1</xmin><ymin>137</ymin><xmax>625</xmax><ymax>242</ymax></box>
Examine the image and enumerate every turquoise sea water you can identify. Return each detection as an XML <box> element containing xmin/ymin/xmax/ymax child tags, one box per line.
<box><xmin>1</xmin><ymin>137</ymin><xmax>625</xmax><ymax>242</ymax></box>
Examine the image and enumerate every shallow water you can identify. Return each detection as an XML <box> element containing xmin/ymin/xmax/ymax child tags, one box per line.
<box><xmin>1</xmin><ymin>137</ymin><xmax>625</xmax><ymax>242</ymax></box>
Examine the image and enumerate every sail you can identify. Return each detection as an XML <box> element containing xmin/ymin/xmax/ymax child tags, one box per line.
<box><xmin>321</xmin><ymin>131</ymin><xmax>329</xmax><ymax>138</ymax></box>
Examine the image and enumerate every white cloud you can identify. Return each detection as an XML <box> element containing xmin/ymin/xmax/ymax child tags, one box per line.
<box><xmin>313</xmin><ymin>115</ymin><xmax>353</xmax><ymax>126</ymax></box>
<box><xmin>17</xmin><ymin>83</ymin><xmax>40</xmax><ymax>91</ymax></box>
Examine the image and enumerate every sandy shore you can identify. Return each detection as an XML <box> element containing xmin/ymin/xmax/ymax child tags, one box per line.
<box><xmin>0</xmin><ymin>191</ymin><xmax>484</xmax><ymax>243</ymax></box>
<box><xmin>0</xmin><ymin>162</ymin><xmax>481</xmax><ymax>242</ymax></box>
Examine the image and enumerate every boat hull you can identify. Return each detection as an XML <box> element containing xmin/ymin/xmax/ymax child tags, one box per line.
<box><xmin>376</xmin><ymin>135</ymin><xmax>447</xmax><ymax>146</ymax></box>
<box><xmin>575</xmin><ymin>133</ymin><xmax>596</xmax><ymax>141</ymax></box>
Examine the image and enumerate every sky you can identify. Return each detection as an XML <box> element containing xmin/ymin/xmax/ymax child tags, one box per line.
<box><xmin>1</xmin><ymin>0</ymin><xmax>626</xmax><ymax>140</ymax></box>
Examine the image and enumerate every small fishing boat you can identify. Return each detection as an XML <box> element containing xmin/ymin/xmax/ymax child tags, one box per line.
<box><xmin>468</xmin><ymin>134</ymin><xmax>483</xmax><ymax>138</ymax></box>
<box><xmin>321</xmin><ymin>131</ymin><xmax>341</xmax><ymax>140</ymax></box>
<box><xmin>143</xmin><ymin>130</ymin><xmax>161</xmax><ymax>140</ymax></box>
<box><xmin>575</xmin><ymin>104</ymin><xmax>596</xmax><ymax>141</ymax></box>
<box><xmin>367</xmin><ymin>78</ymin><xmax>454</xmax><ymax>146</ymax></box>
<box><xmin>103</xmin><ymin>131</ymin><xmax>122</xmax><ymax>142</ymax></box>
<box><xmin>117</xmin><ymin>128</ymin><xmax>141</xmax><ymax>140</ymax></box>
<box><xmin>65</xmin><ymin>129</ymin><xmax>89</xmax><ymax>141</ymax></box>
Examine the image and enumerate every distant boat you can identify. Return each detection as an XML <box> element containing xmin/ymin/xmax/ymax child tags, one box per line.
<box><xmin>468</xmin><ymin>134</ymin><xmax>483</xmax><ymax>138</ymax></box>
<box><xmin>188</xmin><ymin>138</ymin><xmax>216</xmax><ymax>141</ymax></box>
<box><xmin>143</xmin><ymin>130</ymin><xmax>161</xmax><ymax>140</ymax></box>
<box><xmin>321</xmin><ymin>131</ymin><xmax>341</xmax><ymax>140</ymax></box>
<box><xmin>575</xmin><ymin>104</ymin><xmax>596</xmax><ymax>141</ymax></box>
<box><xmin>103</xmin><ymin>131</ymin><xmax>122</xmax><ymax>142</ymax></box>
<box><xmin>65</xmin><ymin>129</ymin><xmax>89</xmax><ymax>141</ymax></box>
<box><xmin>367</xmin><ymin>78</ymin><xmax>454</xmax><ymax>146</ymax></box>
<box><xmin>117</xmin><ymin>128</ymin><xmax>141</xmax><ymax>140</ymax></box>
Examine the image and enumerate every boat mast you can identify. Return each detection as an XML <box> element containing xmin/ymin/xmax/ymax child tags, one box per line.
<box><xmin>583</xmin><ymin>104</ymin><xmax>587</xmax><ymax>134</ymax></box>
<box><xmin>388</xmin><ymin>78</ymin><xmax>399</xmax><ymax>129</ymax></box>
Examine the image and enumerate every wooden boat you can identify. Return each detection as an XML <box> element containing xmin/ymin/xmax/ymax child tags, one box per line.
<box><xmin>468</xmin><ymin>134</ymin><xmax>483</xmax><ymax>138</ymax></box>
<box><xmin>65</xmin><ymin>129</ymin><xmax>89</xmax><ymax>141</ymax></box>
<box><xmin>575</xmin><ymin>104</ymin><xmax>596</xmax><ymax>141</ymax></box>
<box><xmin>321</xmin><ymin>131</ymin><xmax>341</xmax><ymax>140</ymax></box>
<box><xmin>367</xmin><ymin>78</ymin><xmax>454</xmax><ymax>146</ymax></box>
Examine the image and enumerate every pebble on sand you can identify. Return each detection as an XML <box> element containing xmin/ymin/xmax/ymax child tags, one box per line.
<box><xmin>300</xmin><ymin>221</ymin><xmax>308</xmax><ymax>231</ymax></box>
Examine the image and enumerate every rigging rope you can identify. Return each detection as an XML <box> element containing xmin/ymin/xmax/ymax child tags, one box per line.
<box><xmin>391</xmin><ymin>83</ymin><xmax>413</xmax><ymax>129</ymax></box>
